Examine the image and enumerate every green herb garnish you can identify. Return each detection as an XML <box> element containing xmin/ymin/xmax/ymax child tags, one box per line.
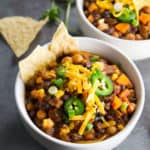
<box><xmin>40</xmin><ymin>0</ymin><xmax>73</xmax><ymax>27</ymax></box>
<box><xmin>40</xmin><ymin>0</ymin><xmax>82</xmax><ymax>35</ymax></box>
<box><xmin>56</xmin><ymin>66</ymin><xmax>66</xmax><ymax>78</ymax></box>
<box><xmin>40</xmin><ymin>0</ymin><xmax>61</xmax><ymax>23</ymax></box>
<box><xmin>117</xmin><ymin>7</ymin><xmax>138</xmax><ymax>26</ymax></box>
<box><xmin>86</xmin><ymin>122</ymin><xmax>93</xmax><ymax>131</ymax></box>
<box><xmin>52</xmin><ymin>78</ymin><xmax>64</xmax><ymax>88</ymax></box>
<box><xmin>90</xmin><ymin>56</ymin><xmax>100</xmax><ymax>62</ymax></box>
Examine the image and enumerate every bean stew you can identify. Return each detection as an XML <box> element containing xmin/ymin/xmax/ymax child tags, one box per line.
<box><xmin>25</xmin><ymin>51</ymin><xmax>137</xmax><ymax>143</ymax></box>
<box><xmin>84</xmin><ymin>0</ymin><xmax>150</xmax><ymax>40</ymax></box>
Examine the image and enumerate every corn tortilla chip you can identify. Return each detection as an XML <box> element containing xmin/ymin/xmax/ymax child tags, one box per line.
<box><xmin>49</xmin><ymin>22</ymin><xmax>78</xmax><ymax>57</ymax></box>
<box><xmin>19</xmin><ymin>22</ymin><xmax>78</xmax><ymax>82</ymax></box>
<box><xmin>0</xmin><ymin>16</ymin><xmax>47</xmax><ymax>57</ymax></box>
<box><xmin>19</xmin><ymin>45</ymin><xmax>56</xmax><ymax>82</ymax></box>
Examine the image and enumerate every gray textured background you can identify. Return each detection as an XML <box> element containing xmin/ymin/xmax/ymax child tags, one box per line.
<box><xmin>0</xmin><ymin>0</ymin><xmax>149</xmax><ymax>150</ymax></box>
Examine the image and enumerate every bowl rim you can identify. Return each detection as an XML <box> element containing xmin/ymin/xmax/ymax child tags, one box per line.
<box><xmin>15</xmin><ymin>37</ymin><xmax>145</xmax><ymax>148</ymax></box>
<box><xmin>76</xmin><ymin>0</ymin><xmax>150</xmax><ymax>43</ymax></box>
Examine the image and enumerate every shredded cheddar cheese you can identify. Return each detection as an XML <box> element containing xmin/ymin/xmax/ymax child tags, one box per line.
<box><xmin>78</xmin><ymin>112</ymin><xmax>93</xmax><ymax>135</ymax></box>
<box><xmin>96</xmin><ymin>0</ymin><xmax>134</xmax><ymax>11</ymax></box>
<box><xmin>78</xmin><ymin>80</ymin><xmax>106</xmax><ymax>135</ymax></box>
<box><xmin>65</xmin><ymin>61</ymin><xmax>106</xmax><ymax>135</ymax></box>
<box><xmin>70</xmin><ymin>115</ymin><xmax>84</xmax><ymax>121</ymax></box>
<box><xmin>64</xmin><ymin>62</ymin><xmax>91</xmax><ymax>94</ymax></box>
<box><xmin>95</xmin><ymin>95</ymin><xmax>106</xmax><ymax>115</ymax></box>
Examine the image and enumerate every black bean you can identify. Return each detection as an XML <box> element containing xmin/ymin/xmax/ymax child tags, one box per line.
<box><xmin>95</xmin><ymin>132</ymin><xmax>102</xmax><ymax>138</ymax></box>
<box><xmin>117</xmin><ymin>118</ymin><xmax>125</xmax><ymax>125</ymax></box>
<box><xmin>29</xmin><ymin>110</ymin><xmax>35</xmax><ymax>118</ymax></box>
<box><xmin>114</xmin><ymin>85</ymin><xmax>121</xmax><ymax>95</ymax></box>
<box><xmin>100</xmin><ymin>128</ymin><xmax>106</xmax><ymax>134</ymax></box>
<box><xmin>84</xmin><ymin>2</ymin><xmax>90</xmax><ymax>8</ymax></box>
<box><xmin>102</xmin><ymin>10</ymin><xmax>111</xmax><ymax>18</ymax></box>
<box><xmin>105</xmin><ymin>102</ymin><xmax>111</xmax><ymax>111</ymax></box>
<box><xmin>46</xmin><ymin>128</ymin><xmax>55</xmax><ymax>135</ymax></box>
<box><xmin>93</xmin><ymin>11</ymin><xmax>101</xmax><ymax>20</ymax></box>
<box><xmin>130</xmin><ymin>97</ymin><xmax>137</xmax><ymax>103</ymax></box>
<box><xmin>95</xmin><ymin>122</ymin><xmax>102</xmax><ymax>131</ymax></box>
<box><xmin>93</xmin><ymin>22</ymin><xmax>98</xmax><ymax>27</ymax></box>
<box><xmin>38</xmin><ymin>101</ymin><xmax>50</xmax><ymax>110</ymax></box>
<box><xmin>34</xmin><ymin>118</ymin><xmax>42</xmax><ymax>128</ymax></box>
<box><xmin>106</xmin><ymin>115</ymin><xmax>114</xmax><ymax>120</ymax></box>
<box><xmin>121</xmin><ymin>85</ymin><xmax>126</xmax><ymax>90</ymax></box>
<box><xmin>123</xmin><ymin>115</ymin><xmax>129</xmax><ymax>123</ymax></box>
<box><xmin>43</xmin><ymin>81</ymin><xmax>51</xmax><ymax>90</ymax></box>
<box><xmin>26</xmin><ymin>79</ymin><xmax>35</xmax><ymax>89</ymax></box>
<box><xmin>105</xmin><ymin>18</ymin><xmax>118</xmax><ymax>26</ymax></box>
<box><xmin>63</xmin><ymin>94</ymin><xmax>70</xmax><ymax>101</ymax></box>
<box><xmin>70</xmin><ymin>133</ymin><xmax>82</xmax><ymax>141</ymax></box>
<box><xmin>107</xmin><ymin>27</ymin><xmax>115</xmax><ymax>34</ymax></box>
<box><xmin>95</xmin><ymin>116</ymin><xmax>101</xmax><ymax>121</ymax></box>
<box><xmin>86</xmin><ymin>61</ymin><xmax>92</xmax><ymax>68</ymax></box>
<box><xmin>84</xmin><ymin>10</ymin><xmax>89</xmax><ymax>17</ymax></box>
<box><xmin>132</xmin><ymin>27</ymin><xmax>138</xmax><ymax>33</ymax></box>
<box><xmin>104</xmin><ymin>94</ymin><xmax>114</xmax><ymax>102</ymax></box>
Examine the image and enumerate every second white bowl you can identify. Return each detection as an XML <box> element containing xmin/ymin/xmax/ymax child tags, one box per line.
<box><xmin>76</xmin><ymin>0</ymin><xmax>150</xmax><ymax>60</ymax></box>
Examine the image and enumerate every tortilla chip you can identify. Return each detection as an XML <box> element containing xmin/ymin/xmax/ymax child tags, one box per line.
<box><xmin>19</xmin><ymin>22</ymin><xmax>79</xmax><ymax>82</ymax></box>
<box><xmin>49</xmin><ymin>22</ymin><xmax>78</xmax><ymax>57</ymax></box>
<box><xmin>19</xmin><ymin>45</ymin><xmax>56</xmax><ymax>82</ymax></box>
<box><xmin>0</xmin><ymin>16</ymin><xmax>47</xmax><ymax>57</ymax></box>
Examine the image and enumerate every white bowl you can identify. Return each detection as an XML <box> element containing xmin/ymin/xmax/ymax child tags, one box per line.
<box><xmin>76</xmin><ymin>0</ymin><xmax>150</xmax><ymax>60</ymax></box>
<box><xmin>15</xmin><ymin>37</ymin><xmax>145</xmax><ymax>150</ymax></box>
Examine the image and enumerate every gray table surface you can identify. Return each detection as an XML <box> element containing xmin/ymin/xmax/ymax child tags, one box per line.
<box><xmin>0</xmin><ymin>0</ymin><xmax>150</xmax><ymax>150</ymax></box>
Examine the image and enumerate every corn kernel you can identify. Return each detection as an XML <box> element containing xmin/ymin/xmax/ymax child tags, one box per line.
<box><xmin>36</xmin><ymin>77</ymin><xmax>43</xmax><ymax>84</ymax></box>
<box><xmin>60</xmin><ymin>126</ymin><xmax>70</xmax><ymax>135</ymax></box>
<box><xmin>31</xmin><ymin>89</ymin><xmax>45</xmax><ymax>100</ymax></box>
<box><xmin>96</xmin><ymin>0</ymin><xmax>113</xmax><ymax>10</ymax></box>
<box><xmin>115</xmin><ymin>69</ymin><xmax>120</xmax><ymax>75</ymax></box>
<box><xmin>36</xmin><ymin>110</ymin><xmax>46</xmax><ymax>120</ymax></box>
<box><xmin>88</xmin><ymin>3</ymin><xmax>98</xmax><ymax>12</ymax></box>
<box><xmin>92</xmin><ymin>62</ymin><xmax>104</xmax><ymax>71</ymax></box>
<box><xmin>112</xmin><ymin>73</ymin><xmax>118</xmax><ymax>81</ymax></box>
<box><xmin>117</xmin><ymin>124</ymin><xmax>124</xmax><ymax>130</ymax></box>
<box><xmin>101</xmin><ymin>122</ymin><xmax>109</xmax><ymax>128</ymax></box>
<box><xmin>37</xmin><ymin>89</ymin><xmax>45</xmax><ymax>100</ymax></box>
<box><xmin>108</xmin><ymin>120</ymin><xmax>116</xmax><ymax>126</ymax></box>
<box><xmin>69</xmin><ymin>122</ymin><xmax>75</xmax><ymax>130</ymax></box>
<box><xmin>55</xmin><ymin>90</ymin><xmax>64</xmax><ymax>98</ymax></box>
<box><xmin>42</xmin><ymin>118</ymin><xmax>54</xmax><ymax>130</ymax></box>
<box><xmin>83</xmin><ymin>80</ymin><xmax>91</xmax><ymax>90</ymax></box>
<box><xmin>87</xmin><ymin>15</ymin><xmax>94</xmax><ymax>23</ymax></box>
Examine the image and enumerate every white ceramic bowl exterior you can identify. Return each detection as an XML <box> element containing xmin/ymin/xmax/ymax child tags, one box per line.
<box><xmin>15</xmin><ymin>38</ymin><xmax>145</xmax><ymax>150</ymax></box>
<box><xmin>76</xmin><ymin>0</ymin><xmax>150</xmax><ymax>60</ymax></box>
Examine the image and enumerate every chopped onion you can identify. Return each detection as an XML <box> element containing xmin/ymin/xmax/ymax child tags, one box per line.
<box><xmin>48</xmin><ymin>86</ymin><xmax>58</xmax><ymax>95</ymax></box>
<box><xmin>114</xmin><ymin>2</ymin><xmax>123</xmax><ymax>12</ymax></box>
